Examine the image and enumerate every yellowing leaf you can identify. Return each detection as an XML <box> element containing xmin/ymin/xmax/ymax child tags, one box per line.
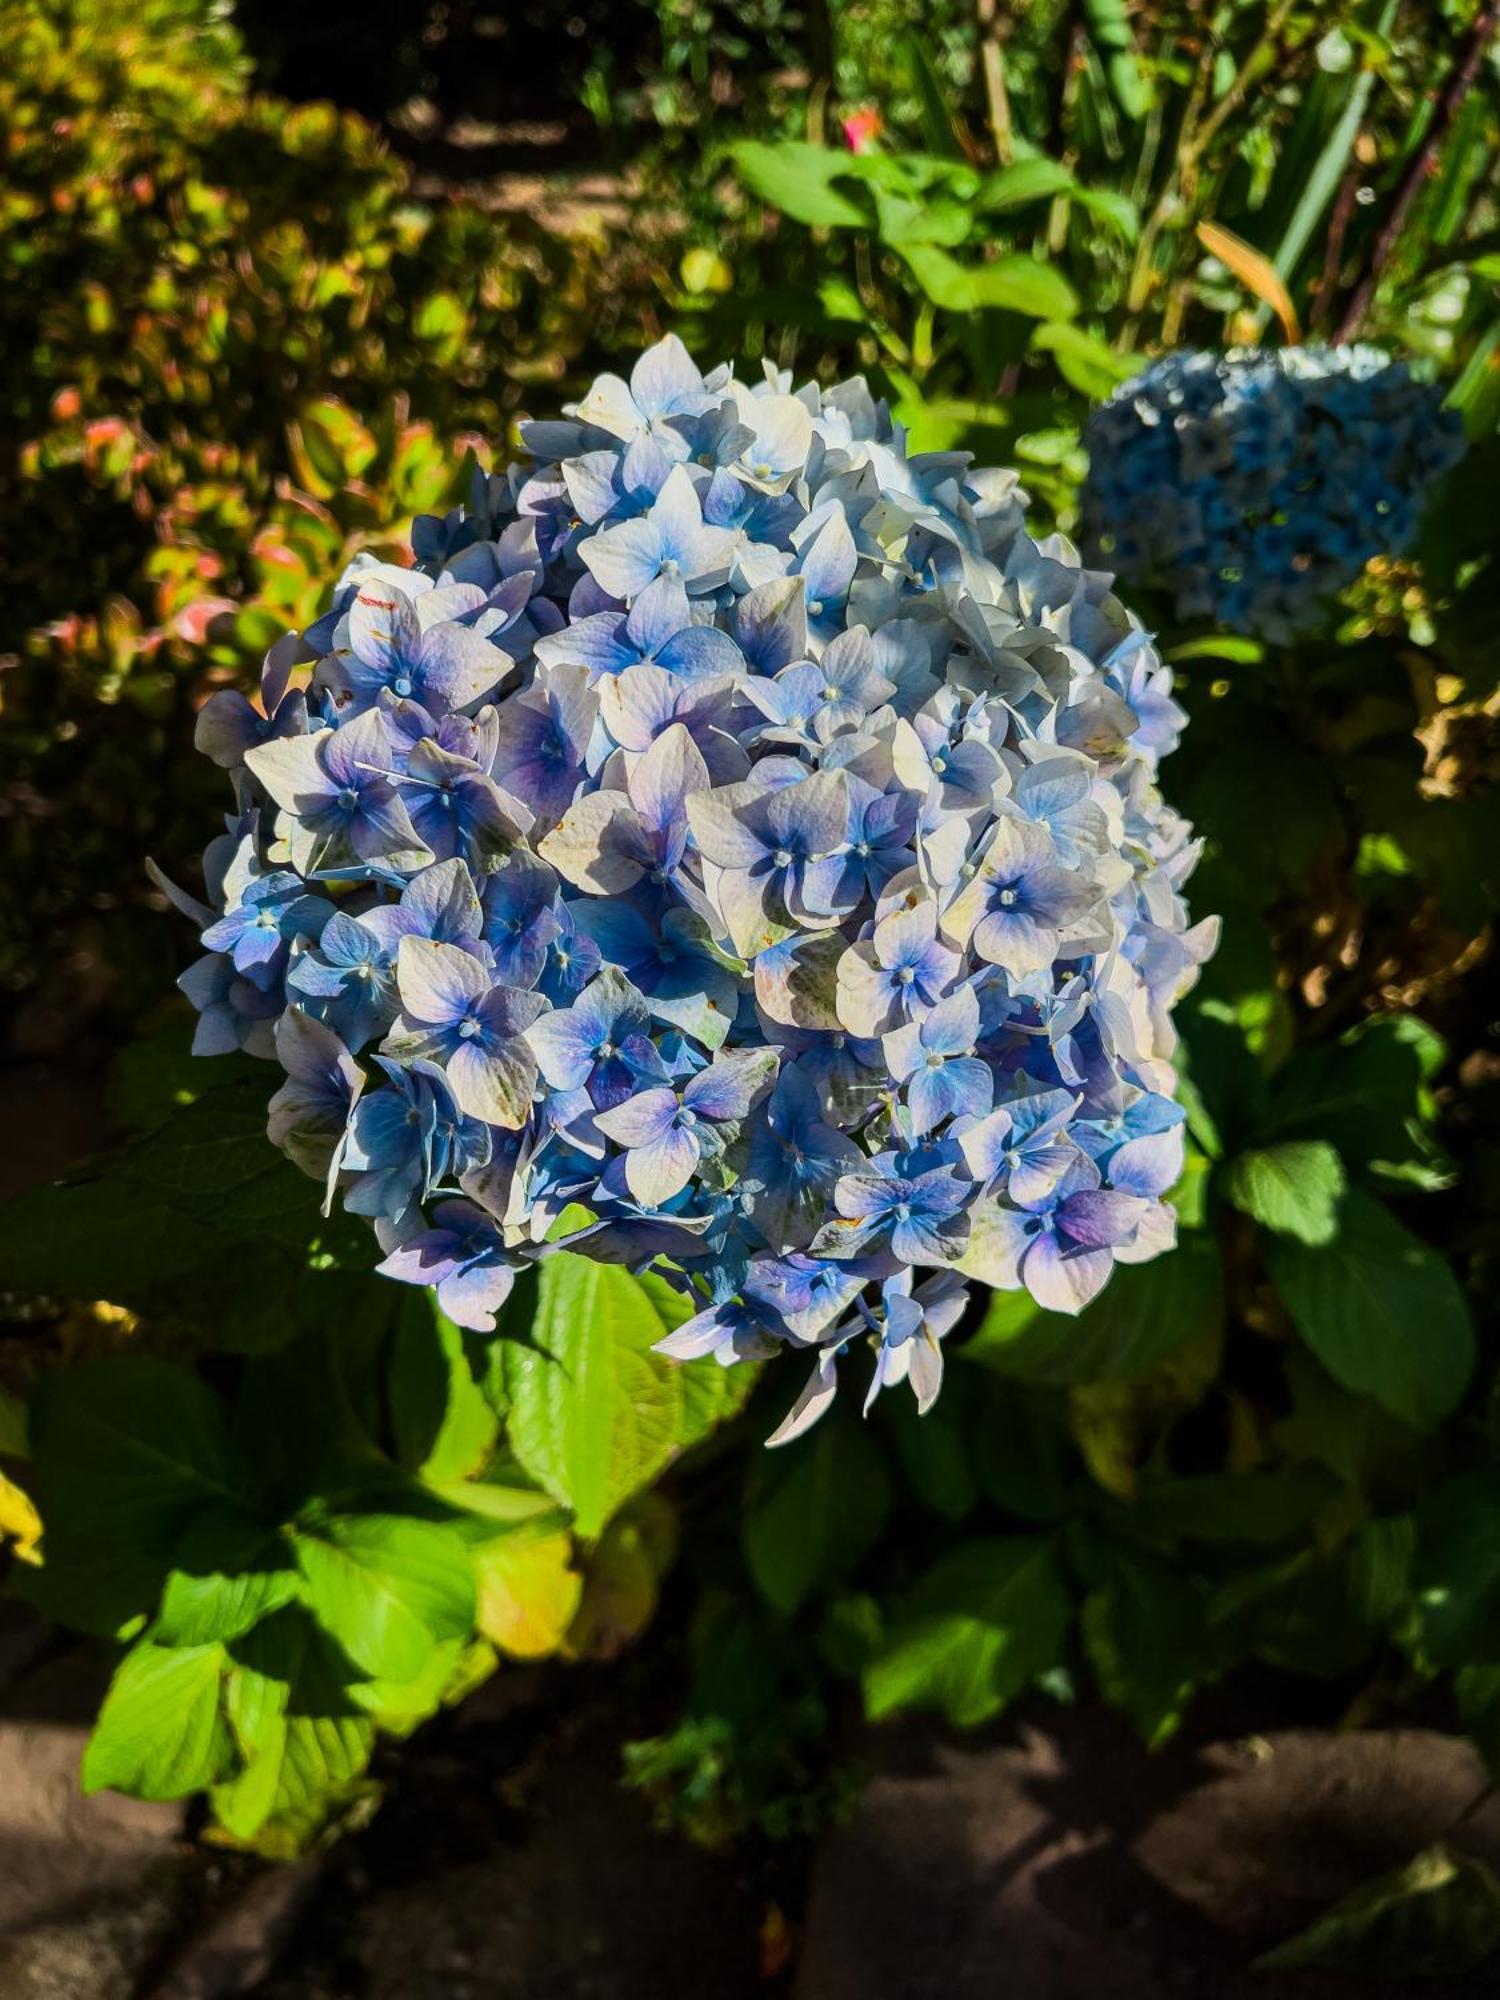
<box><xmin>1197</xmin><ymin>221</ymin><xmax>1302</xmax><ymax>343</ymax></box>
<box><xmin>475</xmin><ymin>1530</ymin><xmax>582</xmax><ymax>1659</ymax></box>
<box><xmin>0</xmin><ymin>1466</ymin><xmax>42</xmax><ymax>1565</ymax></box>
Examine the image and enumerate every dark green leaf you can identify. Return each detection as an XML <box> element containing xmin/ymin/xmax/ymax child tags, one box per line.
<box><xmin>1269</xmin><ymin>1192</ymin><xmax>1474</xmax><ymax>1428</ymax></box>
<box><xmin>25</xmin><ymin>1356</ymin><xmax>246</xmax><ymax>1634</ymax></box>
<box><xmin>962</xmin><ymin>1234</ymin><xmax>1222</xmax><ymax>1385</ymax></box>
<box><xmin>1414</xmin><ymin>1473</ymin><xmax>1500</xmax><ymax>1668</ymax></box>
<box><xmin>743</xmin><ymin>1408</ymin><xmax>890</xmax><ymax>1615</ymax></box>
<box><xmin>1081</xmin><ymin>1550</ymin><xmax>1219</xmax><ymax>1748</ymax></box>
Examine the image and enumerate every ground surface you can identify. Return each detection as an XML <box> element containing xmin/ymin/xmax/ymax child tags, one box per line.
<box><xmin>4</xmin><ymin>1598</ymin><xmax>1499</xmax><ymax>1999</ymax></box>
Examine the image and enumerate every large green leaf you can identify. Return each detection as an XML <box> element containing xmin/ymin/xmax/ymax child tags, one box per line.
<box><xmin>156</xmin><ymin>1506</ymin><xmax>302</xmax><ymax>1647</ymax></box>
<box><xmin>731</xmin><ymin>141</ymin><xmax>870</xmax><ymax>228</ymax></box>
<box><xmin>292</xmin><ymin>1512</ymin><xmax>476</xmax><ymax>1681</ymax></box>
<box><xmin>1256</xmin><ymin>1846</ymin><xmax>1500</xmax><ymax>1977</ymax></box>
<box><xmin>82</xmin><ymin>1640</ymin><xmax>236</xmax><ymax>1801</ymax></box>
<box><xmin>743</xmin><ymin>1409</ymin><xmax>891</xmax><ymax>1614</ymax></box>
<box><xmin>962</xmin><ymin>1234</ymin><xmax>1222</xmax><ymax>1385</ymax></box>
<box><xmin>504</xmin><ymin>1253</ymin><xmax>687</xmax><ymax>1539</ymax></box>
<box><xmin>214</xmin><ymin>1610</ymin><xmax>376</xmax><ymax>1842</ymax></box>
<box><xmin>0</xmin><ymin>1077</ymin><xmax>378</xmax><ymax>1347</ymax></box>
<box><xmin>24</xmin><ymin>1355</ymin><xmax>248</xmax><ymax>1635</ymax></box>
<box><xmin>1268</xmin><ymin>1192</ymin><xmax>1474</xmax><ymax>1428</ymax></box>
<box><xmin>864</xmin><ymin>1538</ymin><xmax>1071</xmax><ymax>1728</ymax></box>
<box><xmin>1225</xmin><ymin>1139</ymin><xmax>1346</xmax><ymax>1245</ymax></box>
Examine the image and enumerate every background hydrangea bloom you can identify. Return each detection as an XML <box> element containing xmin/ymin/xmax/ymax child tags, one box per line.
<box><xmin>1081</xmin><ymin>346</ymin><xmax>1465</xmax><ymax>642</ymax></box>
<box><xmin>172</xmin><ymin>336</ymin><xmax>1217</xmax><ymax>1440</ymax></box>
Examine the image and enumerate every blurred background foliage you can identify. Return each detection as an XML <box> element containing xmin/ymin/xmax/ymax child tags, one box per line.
<box><xmin>2</xmin><ymin>0</ymin><xmax>1500</xmax><ymax>1951</ymax></box>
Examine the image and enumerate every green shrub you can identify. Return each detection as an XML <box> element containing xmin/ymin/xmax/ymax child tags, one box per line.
<box><xmin>0</xmin><ymin>0</ymin><xmax>646</xmax><ymax>1017</ymax></box>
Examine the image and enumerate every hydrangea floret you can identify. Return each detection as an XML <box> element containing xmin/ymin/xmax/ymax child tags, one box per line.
<box><xmin>163</xmin><ymin>337</ymin><xmax>1217</xmax><ymax>1442</ymax></box>
<box><xmin>1081</xmin><ymin>346</ymin><xmax>1465</xmax><ymax>642</ymax></box>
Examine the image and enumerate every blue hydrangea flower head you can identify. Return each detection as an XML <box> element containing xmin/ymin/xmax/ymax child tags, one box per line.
<box><xmin>170</xmin><ymin>339</ymin><xmax>1218</xmax><ymax>1441</ymax></box>
<box><xmin>1081</xmin><ymin>345</ymin><xmax>1465</xmax><ymax>641</ymax></box>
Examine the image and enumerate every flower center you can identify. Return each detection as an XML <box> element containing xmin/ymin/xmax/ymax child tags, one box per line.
<box><xmin>773</xmin><ymin>847</ymin><xmax>794</xmax><ymax>869</ymax></box>
<box><xmin>997</xmin><ymin>886</ymin><xmax>1019</xmax><ymax>908</ymax></box>
<box><xmin>458</xmin><ymin>1016</ymin><xmax>481</xmax><ymax>1040</ymax></box>
<box><xmin>337</xmin><ymin>786</ymin><xmax>360</xmax><ymax>811</ymax></box>
<box><xmin>393</xmin><ymin>675</ymin><xmax>413</xmax><ymax>698</ymax></box>
<box><xmin>678</xmin><ymin>1106</ymin><xmax>698</xmax><ymax>1129</ymax></box>
<box><xmin>596</xmin><ymin>1039</ymin><xmax>616</xmax><ymax>1060</ymax></box>
<box><xmin>895</xmin><ymin>965</ymin><xmax>916</xmax><ymax>985</ymax></box>
<box><xmin>807</xmin><ymin>597</ymin><xmax>824</xmax><ymax>616</ymax></box>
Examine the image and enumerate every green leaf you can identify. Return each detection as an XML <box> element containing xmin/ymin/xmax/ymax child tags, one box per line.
<box><xmin>215</xmin><ymin>1610</ymin><xmax>376</xmax><ymax>1844</ymax></box>
<box><xmin>1081</xmin><ymin>1551</ymin><xmax>1217</xmax><ymax>1749</ymax></box>
<box><xmin>743</xmin><ymin>1408</ymin><xmax>890</xmax><ymax>1615</ymax></box>
<box><xmin>157</xmin><ymin>1506</ymin><xmax>301</xmax><ymax>1647</ymax></box>
<box><xmin>864</xmin><ymin>1538</ymin><xmax>1070</xmax><ymax>1728</ymax></box>
<box><xmin>977</xmin><ymin>158</ymin><xmax>1076</xmax><ymax>211</ymax></box>
<box><xmin>969</xmin><ymin>255</ymin><xmax>1080</xmax><ymax>319</ymax></box>
<box><xmin>1259</xmin><ymin>1015</ymin><xmax>1442</xmax><ymax>1176</ymax></box>
<box><xmin>292</xmin><ymin>1513</ymin><xmax>476</xmax><ymax>1681</ymax></box>
<box><xmin>962</xmin><ymin>1234</ymin><xmax>1222</xmax><ymax>1385</ymax></box>
<box><xmin>1456</xmin><ymin>1664</ymin><xmax>1500</xmax><ymax>1777</ymax></box>
<box><xmin>1256</xmin><ymin>1846</ymin><xmax>1500</xmax><ymax>1978</ymax></box>
<box><xmin>1225</xmin><ymin>1139</ymin><xmax>1346</xmax><ymax>1245</ymax></box>
<box><xmin>0</xmin><ymin>1078</ymin><xmax>376</xmax><ymax>1346</ymax></box>
<box><xmin>83</xmin><ymin>1641</ymin><xmax>236</xmax><ymax>1801</ymax></box>
<box><xmin>1031</xmin><ymin>320</ymin><xmax>1136</xmax><ymax>399</ymax></box>
<box><xmin>347</xmin><ymin>1637</ymin><xmax>470</xmax><ymax>1733</ymax></box>
<box><xmin>897</xmin><ymin>244</ymin><xmax>1078</xmax><ymax>319</ymax></box>
<box><xmin>1414</xmin><ymin>1472</ymin><xmax>1500</xmax><ymax>1668</ymax></box>
<box><xmin>1122</xmin><ymin>1466</ymin><xmax>1339</xmax><ymax>1548</ymax></box>
<box><xmin>505</xmin><ymin>1253</ymin><xmax>686</xmax><ymax>1539</ymax></box>
<box><xmin>388</xmin><ymin>1292</ymin><xmax>498</xmax><ymax>1484</ymax></box>
<box><xmin>881</xmin><ymin>1388</ymin><xmax>978</xmax><ymax>1522</ymax></box>
<box><xmin>1268</xmin><ymin>1191</ymin><xmax>1474</xmax><ymax>1428</ymax></box>
<box><xmin>24</xmin><ymin>1355</ymin><xmax>246</xmax><ymax>1634</ymax></box>
<box><xmin>731</xmin><ymin>141</ymin><xmax>869</xmax><ymax>228</ymax></box>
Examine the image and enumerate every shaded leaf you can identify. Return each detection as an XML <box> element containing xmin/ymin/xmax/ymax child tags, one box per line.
<box><xmin>1269</xmin><ymin>1192</ymin><xmax>1474</xmax><ymax>1428</ymax></box>
<box><xmin>864</xmin><ymin>1537</ymin><xmax>1070</xmax><ymax>1728</ymax></box>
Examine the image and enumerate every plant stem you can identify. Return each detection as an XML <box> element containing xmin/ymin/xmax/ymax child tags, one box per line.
<box><xmin>1125</xmin><ymin>0</ymin><xmax>1299</xmax><ymax>327</ymax></box>
<box><xmin>975</xmin><ymin>0</ymin><xmax>1015</xmax><ymax>164</ymax></box>
<box><xmin>1334</xmin><ymin>0</ymin><xmax>1500</xmax><ymax>342</ymax></box>
<box><xmin>1310</xmin><ymin>160</ymin><xmax>1361</xmax><ymax>334</ymax></box>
